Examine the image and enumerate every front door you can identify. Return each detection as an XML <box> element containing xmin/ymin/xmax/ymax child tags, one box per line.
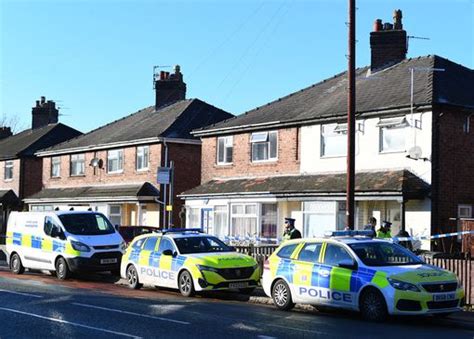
<box><xmin>201</xmin><ymin>208</ymin><xmax>213</xmax><ymax>234</ymax></box>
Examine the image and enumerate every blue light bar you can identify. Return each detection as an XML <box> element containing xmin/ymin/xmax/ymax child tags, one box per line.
<box><xmin>324</xmin><ymin>230</ymin><xmax>374</xmax><ymax>237</ymax></box>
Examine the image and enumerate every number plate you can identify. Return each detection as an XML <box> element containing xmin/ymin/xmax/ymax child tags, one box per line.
<box><xmin>229</xmin><ymin>282</ymin><xmax>249</xmax><ymax>289</ymax></box>
<box><xmin>100</xmin><ymin>258</ymin><xmax>117</xmax><ymax>264</ymax></box>
<box><xmin>433</xmin><ymin>293</ymin><xmax>456</xmax><ymax>302</ymax></box>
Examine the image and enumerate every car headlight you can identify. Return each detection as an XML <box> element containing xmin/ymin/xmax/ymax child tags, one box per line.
<box><xmin>70</xmin><ymin>240</ymin><xmax>91</xmax><ymax>252</ymax></box>
<box><xmin>388</xmin><ymin>278</ymin><xmax>420</xmax><ymax>292</ymax></box>
<box><xmin>197</xmin><ymin>265</ymin><xmax>219</xmax><ymax>273</ymax></box>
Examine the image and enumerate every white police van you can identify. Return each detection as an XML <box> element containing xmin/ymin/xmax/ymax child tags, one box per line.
<box><xmin>6</xmin><ymin>211</ymin><xmax>125</xmax><ymax>279</ymax></box>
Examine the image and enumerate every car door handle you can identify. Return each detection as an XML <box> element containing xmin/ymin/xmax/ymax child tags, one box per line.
<box><xmin>319</xmin><ymin>270</ymin><xmax>330</xmax><ymax>277</ymax></box>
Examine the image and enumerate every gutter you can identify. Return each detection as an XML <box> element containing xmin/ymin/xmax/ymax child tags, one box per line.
<box><xmin>23</xmin><ymin>196</ymin><xmax>158</xmax><ymax>204</ymax></box>
<box><xmin>179</xmin><ymin>191</ymin><xmax>404</xmax><ymax>200</ymax></box>
<box><xmin>35</xmin><ymin>137</ymin><xmax>201</xmax><ymax>157</ymax></box>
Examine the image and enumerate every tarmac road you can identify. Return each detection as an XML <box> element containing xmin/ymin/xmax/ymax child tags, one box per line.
<box><xmin>0</xmin><ymin>268</ymin><xmax>473</xmax><ymax>339</ymax></box>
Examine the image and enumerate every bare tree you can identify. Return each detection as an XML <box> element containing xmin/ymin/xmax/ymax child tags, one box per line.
<box><xmin>1</xmin><ymin>113</ymin><xmax>26</xmax><ymax>133</ymax></box>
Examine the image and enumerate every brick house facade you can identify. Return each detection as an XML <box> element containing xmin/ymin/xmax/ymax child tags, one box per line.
<box><xmin>25</xmin><ymin>66</ymin><xmax>233</xmax><ymax>228</ymax></box>
<box><xmin>182</xmin><ymin>11</ymin><xmax>474</xmax><ymax>251</ymax></box>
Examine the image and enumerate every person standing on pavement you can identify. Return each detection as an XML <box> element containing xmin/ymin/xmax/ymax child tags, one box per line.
<box><xmin>376</xmin><ymin>221</ymin><xmax>392</xmax><ymax>239</ymax></box>
<box><xmin>364</xmin><ymin>217</ymin><xmax>377</xmax><ymax>238</ymax></box>
<box><xmin>282</xmin><ymin>218</ymin><xmax>301</xmax><ymax>241</ymax></box>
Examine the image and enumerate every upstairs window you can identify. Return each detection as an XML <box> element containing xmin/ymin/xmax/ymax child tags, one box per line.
<box><xmin>251</xmin><ymin>131</ymin><xmax>277</xmax><ymax>162</ymax></box>
<box><xmin>217</xmin><ymin>136</ymin><xmax>233</xmax><ymax>164</ymax></box>
<box><xmin>378</xmin><ymin>117</ymin><xmax>408</xmax><ymax>153</ymax></box>
<box><xmin>4</xmin><ymin>160</ymin><xmax>13</xmax><ymax>180</ymax></box>
<box><xmin>70</xmin><ymin>154</ymin><xmax>85</xmax><ymax>176</ymax></box>
<box><xmin>136</xmin><ymin>146</ymin><xmax>149</xmax><ymax>171</ymax></box>
<box><xmin>321</xmin><ymin>123</ymin><xmax>347</xmax><ymax>157</ymax></box>
<box><xmin>51</xmin><ymin>156</ymin><xmax>61</xmax><ymax>178</ymax></box>
<box><xmin>107</xmin><ymin>149</ymin><xmax>124</xmax><ymax>173</ymax></box>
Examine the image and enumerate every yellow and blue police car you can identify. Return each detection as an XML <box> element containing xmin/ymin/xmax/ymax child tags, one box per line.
<box><xmin>120</xmin><ymin>229</ymin><xmax>260</xmax><ymax>296</ymax></box>
<box><xmin>262</xmin><ymin>231</ymin><xmax>465</xmax><ymax>321</ymax></box>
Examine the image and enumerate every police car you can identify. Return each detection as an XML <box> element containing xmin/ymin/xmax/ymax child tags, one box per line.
<box><xmin>261</xmin><ymin>231</ymin><xmax>465</xmax><ymax>321</ymax></box>
<box><xmin>120</xmin><ymin>229</ymin><xmax>260</xmax><ymax>296</ymax></box>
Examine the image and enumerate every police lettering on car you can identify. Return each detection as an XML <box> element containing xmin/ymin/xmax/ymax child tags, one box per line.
<box><xmin>121</xmin><ymin>229</ymin><xmax>261</xmax><ymax>297</ymax></box>
<box><xmin>261</xmin><ymin>230</ymin><xmax>465</xmax><ymax>321</ymax></box>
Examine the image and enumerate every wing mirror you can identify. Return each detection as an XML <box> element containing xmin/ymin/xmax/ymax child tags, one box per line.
<box><xmin>162</xmin><ymin>249</ymin><xmax>174</xmax><ymax>256</ymax></box>
<box><xmin>338</xmin><ymin>259</ymin><xmax>358</xmax><ymax>270</ymax></box>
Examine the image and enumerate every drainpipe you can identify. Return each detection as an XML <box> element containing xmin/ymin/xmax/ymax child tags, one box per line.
<box><xmin>162</xmin><ymin>140</ymin><xmax>168</xmax><ymax>229</ymax></box>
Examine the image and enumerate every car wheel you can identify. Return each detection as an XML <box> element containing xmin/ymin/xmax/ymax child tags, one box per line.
<box><xmin>55</xmin><ymin>257</ymin><xmax>71</xmax><ymax>280</ymax></box>
<box><xmin>239</xmin><ymin>287</ymin><xmax>256</xmax><ymax>295</ymax></box>
<box><xmin>271</xmin><ymin>279</ymin><xmax>294</xmax><ymax>311</ymax></box>
<box><xmin>10</xmin><ymin>253</ymin><xmax>24</xmax><ymax>274</ymax></box>
<box><xmin>359</xmin><ymin>288</ymin><xmax>388</xmax><ymax>321</ymax></box>
<box><xmin>179</xmin><ymin>270</ymin><xmax>195</xmax><ymax>297</ymax></box>
<box><xmin>126</xmin><ymin>265</ymin><xmax>142</xmax><ymax>289</ymax></box>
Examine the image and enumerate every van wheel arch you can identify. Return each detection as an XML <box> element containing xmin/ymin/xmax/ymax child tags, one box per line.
<box><xmin>55</xmin><ymin>256</ymin><xmax>71</xmax><ymax>280</ymax></box>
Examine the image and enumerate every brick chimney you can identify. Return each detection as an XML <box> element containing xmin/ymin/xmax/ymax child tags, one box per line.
<box><xmin>370</xmin><ymin>9</ymin><xmax>407</xmax><ymax>71</ymax></box>
<box><xmin>0</xmin><ymin>126</ymin><xmax>12</xmax><ymax>140</ymax></box>
<box><xmin>154</xmin><ymin>65</ymin><xmax>186</xmax><ymax>110</ymax></box>
<box><xmin>31</xmin><ymin>96</ymin><xmax>58</xmax><ymax>129</ymax></box>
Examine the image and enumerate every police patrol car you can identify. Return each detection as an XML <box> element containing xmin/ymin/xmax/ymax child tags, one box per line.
<box><xmin>262</xmin><ymin>231</ymin><xmax>465</xmax><ymax>321</ymax></box>
<box><xmin>6</xmin><ymin>211</ymin><xmax>125</xmax><ymax>279</ymax></box>
<box><xmin>121</xmin><ymin>229</ymin><xmax>260</xmax><ymax>296</ymax></box>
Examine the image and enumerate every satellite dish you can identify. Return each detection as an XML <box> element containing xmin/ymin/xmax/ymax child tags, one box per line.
<box><xmin>408</xmin><ymin>146</ymin><xmax>422</xmax><ymax>160</ymax></box>
<box><xmin>89</xmin><ymin>157</ymin><xmax>103</xmax><ymax>168</ymax></box>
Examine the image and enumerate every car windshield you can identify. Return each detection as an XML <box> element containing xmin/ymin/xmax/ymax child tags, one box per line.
<box><xmin>174</xmin><ymin>236</ymin><xmax>233</xmax><ymax>254</ymax></box>
<box><xmin>349</xmin><ymin>242</ymin><xmax>423</xmax><ymax>266</ymax></box>
<box><xmin>59</xmin><ymin>213</ymin><xmax>115</xmax><ymax>235</ymax></box>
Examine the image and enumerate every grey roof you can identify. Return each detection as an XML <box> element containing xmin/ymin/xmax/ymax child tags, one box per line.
<box><xmin>25</xmin><ymin>182</ymin><xmax>160</xmax><ymax>201</ymax></box>
<box><xmin>0</xmin><ymin>123</ymin><xmax>82</xmax><ymax>160</ymax></box>
<box><xmin>195</xmin><ymin>55</ymin><xmax>474</xmax><ymax>135</ymax></box>
<box><xmin>44</xmin><ymin>99</ymin><xmax>233</xmax><ymax>153</ymax></box>
<box><xmin>181</xmin><ymin>170</ymin><xmax>430</xmax><ymax>199</ymax></box>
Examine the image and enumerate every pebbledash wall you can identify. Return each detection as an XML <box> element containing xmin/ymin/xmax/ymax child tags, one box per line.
<box><xmin>201</xmin><ymin>127</ymin><xmax>300</xmax><ymax>183</ymax></box>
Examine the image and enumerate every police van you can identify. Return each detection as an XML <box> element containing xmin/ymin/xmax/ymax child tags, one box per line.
<box><xmin>6</xmin><ymin>211</ymin><xmax>126</xmax><ymax>279</ymax></box>
<box><xmin>262</xmin><ymin>231</ymin><xmax>465</xmax><ymax>321</ymax></box>
<box><xmin>121</xmin><ymin>229</ymin><xmax>260</xmax><ymax>296</ymax></box>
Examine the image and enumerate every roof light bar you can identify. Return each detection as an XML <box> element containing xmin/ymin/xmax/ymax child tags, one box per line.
<box><xmin>160</xmin><ymin>228</ymin><xmax>204</xmax><ymax>235</ymax></box>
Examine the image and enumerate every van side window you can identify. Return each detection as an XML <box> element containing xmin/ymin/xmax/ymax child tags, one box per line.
<box><xmin>44</xmin><ymin>217</ymin><xmax>54</xmax><ymax>236</ymax></box>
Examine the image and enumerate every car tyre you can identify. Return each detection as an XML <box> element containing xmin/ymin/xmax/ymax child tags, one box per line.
<box><xmin>126</xmin><ymin>265</ymin><xmax>142</xmax><ymax>289</ymax></box>
<box><xmin>10</xmin><ymin>253</ymin><xmax>25</xmax><ymax>275</ymax></box>
<box><xmin>179</xmin><ymin>270</ymin><xmax>195</xmax><ymax>297</ymax></box>
<box><xmin>271</xmin><ymin>279</ymin><xmax>295</xmax><ymax>311</ymax></box>
<box><xmin>55</xmin><ymin>257</ymin><xmax>71</xmax><ymax>280</ymax></box>
<box><xmin>359</xmin><ymin>288</ymin><xmax>388</xmax><ymax>321</ymax></box>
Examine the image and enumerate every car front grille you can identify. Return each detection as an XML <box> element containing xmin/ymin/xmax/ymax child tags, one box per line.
<box><xmin>422</xmin><ymin>283</ymin><xmax>457</xmax><ymax>293</ymax></box>
<box><xmin>91</xmin><ymin>251</ymin><xmax>122</xmax><ymax>260</ymax></box>
<box><xmin>427</xmin><ymin>300</ymin><xmax>459</xmax><ymax>309</ymax></box>
<box><xmin>93</xmin><ymin>245</ymin><xmax>119</xmax><ymax>250</ymax></box>
<box><xmin>216</xmin><ymin>267</ymin><xmax>255</xmax><ymax>280</ymax></box>
<box><xmin>396</xmin><ymin>299</ymin><xmax>422</xmax><ymax>311</ymax></box>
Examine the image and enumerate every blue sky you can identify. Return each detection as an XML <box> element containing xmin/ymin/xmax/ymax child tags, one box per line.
<box><xmin>1</xmin><ymin>0</ymin><xmax>473</xmax><ymax>133</ymax></box>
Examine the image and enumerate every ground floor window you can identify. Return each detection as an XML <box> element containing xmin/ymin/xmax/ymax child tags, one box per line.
<box><xmin>261</xmin><ymin>203</ymin><xmax>277</xmax><ymax>238</ymax></box>
<box><xmin>303</xmin><ymin>201</ymin><xmax>337</xmax><ymax>237</ymax></box>
<box><xmin>231</xmin><ymin>204</ymin><xmax>258</xmax><ymax>237</ymax></box>
<box><xmin>109</xmin><ymin>205</ymin><xmax>122</xmax><ymax>226</ymax></box>
<box><xmin>188</xmin><ymin>208</ymin><xmax>200</xmax><ymax>228</ymax></box>
<box><xmin>214</xmin><ymin>206</ymin><xmax>228</xmax><ymax>239</ymax></box>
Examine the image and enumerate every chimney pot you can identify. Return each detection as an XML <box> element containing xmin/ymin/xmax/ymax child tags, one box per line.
<box><xmin>373</xmin><ymin>19</ymin><xmax>383</xmax><ymax>32</ymax></box>
<box><xmin>40</xmin><ymin>96</ymin><xmax>46</xmax><ymax>104</ymax></box>
<box><xmin>393</xmin><ymin>9</ymin><xmax>403</xmax><ymax>29</ymax></box>
<box><xmin>383</xmin><ymin>22</ymin><xmax>393</xmax><ymax>30</ymax></box>
<box><xmin>160</xmin><ymin>71</ymin><xmax>165</xmax><ymax>80</ymax></box>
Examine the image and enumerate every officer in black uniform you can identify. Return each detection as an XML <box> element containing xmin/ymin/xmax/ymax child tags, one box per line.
<box><xmin>282</xmin><ymin>218</ymin><xmax>301</xmax><ymax>241</ymax></box>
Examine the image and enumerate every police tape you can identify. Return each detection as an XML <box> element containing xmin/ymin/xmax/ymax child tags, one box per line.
<box><xmin>222</xmin><ymin>230</ymin><xmax>474</xmax><ymax>243</ymax></box>
<box><xmin>391</xmin><ymin>230</ymin><xmax>474</xmax><ymax>242</ymax></box>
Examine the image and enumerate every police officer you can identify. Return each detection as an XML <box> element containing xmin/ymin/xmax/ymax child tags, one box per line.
<box><xmin>376</xmin><ymin>220</ymin><xmax>392</xmax><ymax>239</ymax></box>
<box><xmin>282</xmin><ymin>218</ymin><xmax>301</xmax><ymax>241</ymax></box>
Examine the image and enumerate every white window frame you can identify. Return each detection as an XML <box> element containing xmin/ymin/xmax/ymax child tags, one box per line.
<box><xmin>4</xmin><ymin>160</ymin><xmax>13</xmax><ymax>181</ymax></box>
<box><xmin>217</xmin><ymin>136</ymin><xmax>233</xmax><ymax>165</ymax></box>
<box><xmin>250</xmin><ymin>131</ymin><xmax>278</xmax><ymax>162</ymax></box>
<box><xmin>70</xmin><ymin>154</ymin><xmax>85</xmax><ymax>176</ymax></box>
<box><xmin>107</xmin><ymin>149</ymin><xmax>124</xmax><ymax>173</ymax></box>
<box><xmin>108</xmin><ymin>205</ymin><xmax>122</xmax><ymax>226</ymax></box>
<box><xmin>213</xmin><ymin>205</ymin><xmax>228</xmax><ymax>238</ymax></box>
<box><xmin>378</xmin><ymin>117</ymin><xmax>408</xmax><ymax>153</ymax></box>
<box><xmin>136</xmin><ymin>146</ymin><xmax>149</xmax><ymax>171</ymax></box>
<box><xmin>230</xmin><ymin>203</ymin><xmax>258</xmax><ymax>237</ymax></box>
<box><xmin>458</xmin><ymin>204</ymin><xmax>472</xmax><ymax>218</ymax></box>
<box><xmin>51</xmin><ymin>156</ymin><xmax>61</xmax><ymax>178</ymax></box>
<box><xmin>321</xmin><ymin>124</ymin><xmax>347</xmax><ymax>157</ymax></box>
